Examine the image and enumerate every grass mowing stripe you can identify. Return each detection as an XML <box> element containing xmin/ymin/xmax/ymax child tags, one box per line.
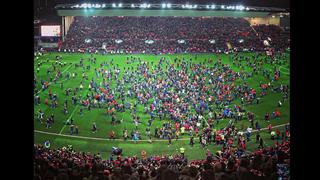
<box><xmin>280</xmin><ymin>66</ymin><xmax>290</xmax><ymax>75</ymax></box>
<box><xmin>36</xmin><ymin>123</ymin><xmax>289</xmax><ymax>142</ymax></box>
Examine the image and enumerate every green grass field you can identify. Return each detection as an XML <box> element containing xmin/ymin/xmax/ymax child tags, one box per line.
<box><xmin>34</xmin><ymin>52</ymin><xmax>290</xmax><ymax>160</ymax></box>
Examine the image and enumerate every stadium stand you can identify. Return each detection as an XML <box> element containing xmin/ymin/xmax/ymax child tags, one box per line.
<box><xmin>61</xmin><ymin>16</ymin><xmax>289</xmax><ymax>54</ymax></box>
<box><xmin>34</xmin><ymin>139</ymin><xmax>289</xmax><ymax>180</ymax></box>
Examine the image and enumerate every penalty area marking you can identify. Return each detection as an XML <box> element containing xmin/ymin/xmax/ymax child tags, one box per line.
<box><xmin>36</xmin><ymin>123</ymin><xmax>289</xmax><ymax>142</ymax></box>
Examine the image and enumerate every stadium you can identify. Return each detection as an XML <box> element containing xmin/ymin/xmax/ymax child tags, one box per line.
<box><xmin>34</xmin><ymin>0</ymin><xmax>290</xmax><ymax>179</ymax></box>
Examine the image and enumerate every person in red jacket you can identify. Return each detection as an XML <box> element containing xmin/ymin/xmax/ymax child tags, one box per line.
<box><xmin>276</xmin><ymin>129</ymin><xmax>280</xmax><ymax>139</ymax></box>
<box><xmin>268</xmin><ymin>124</ymin><xmax>272</xmax><ymax>133</ymax></box>
<box><xmin>109</xmin><ymin>130</ymin><xmax>115</xmax><ymax>141</ymax></box>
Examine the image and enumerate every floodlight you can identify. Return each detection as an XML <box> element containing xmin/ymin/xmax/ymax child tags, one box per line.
<box><xmin>246</xmin><ymin>7</ymin><xmax>249</xmax><ymax>11</ymax></box>
<box><xmin>102</xmin><ymin>4</ymin><xmax>106</xmax><ymax>8</ymax></box>
<box><xmin>206</xmin><ymin>5</ymin><xmax>209</xmax><ymax>9</ymax></box>
<box><xmin>118</xmin><ymin>3</ymin><xmax>122</xmax><ymax>7</ymax></box>
<box><xmin>162</xmin><ymin>3</ymin><xmax>166</xmax><ymax>8</ymax></box>
<box><xmin>182</xmin><ymin>5</ymin><xmax>185</xmax><ymax>8</ymax></box>
<box><xmin>211</xmin><ymin>5</ymin><xmax>216</xmax><ymax>9</ymax></box>
<box><xmin>112</xmin><ymin>3</ymin><xmax>116</xmax><ymax>7</ymax></box>
<box><xmin>221</xmin><ymin>5</ymin><xmax>225</xmax><ymax>9</ymax></box>
<box><xmin>82</xmin><ymin>3</ymin><xmax>88</xmax><ymax>8</ymax></box>
<box><xmin>131</xmin><ymin>4</ymin><xmax>135</xmax><ymax>8</ymax></box>
<box><xmin>147</xmin><ymin>4</ymin><xmax>151</xmax><ymax>8</ymax></box>
<box><xmin>236</xmin><ymin>5</ymin><xmax>244</xmax><ymax>10</ymax></box>
<box><xmin>167</xmin><ymin>3</ymin><xmax>171</xmax><ymax>8</ymax></box>
<box><xmin>141</xmin><ymin>3</ymin><xmax>147</xmax><ymax>8</ymax></box>
<box><xmin>193</xmin><ymin>5</ymin><xmax>198</xmax><ymax>8</ymax></box>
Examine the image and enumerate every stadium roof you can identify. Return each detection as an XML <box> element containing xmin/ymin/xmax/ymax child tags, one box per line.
<box><xmin>37</xmin><ymin>0</ymin><xmax>289</xmax><ymax>9</ymax></box>
<box><xmin>55</xmin><ymin>3</ymin><xmax>287</xmax><ymax>12</ymax></box>
<box><xmin>55</xmin><ymin>3</ymin><xmax>288</xmax><ymax>17</ymax></box>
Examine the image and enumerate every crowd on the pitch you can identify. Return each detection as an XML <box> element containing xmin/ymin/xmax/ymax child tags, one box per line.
<box><xmin>34</xmin><ymin>136</ymin><xmax>290</xmax><ymax>180</ymax></box>
<box><xmin>35</xmin><ymin>51</ymin><xmax>289</xmax><ymax>149</ymax></box>
<box><xmin>61</xmin><ymin>16</ymin><xmax>289</xmax><ymax>54</ymax></box>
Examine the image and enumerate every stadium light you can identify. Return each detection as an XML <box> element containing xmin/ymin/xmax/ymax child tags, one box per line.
<box><xmin>102</xmin><ymin>4</ymin><xmax>106</xmax><ymax>8</ymax></box>
<box><xmin>167</xmin><ymin>3</ymin><xmax>171</xmax><ymax>8</ymax></box>
<box><xmin>236</xmin><ymin>5</ymin><xmax>245</xmax><ymax>11</ymax></box>
<box><xmin>221</xmin><ymin>5</ymin><xmax>225</xmax><ymax>9</ymax></box>
<box><xmin>131</xmin><ymin>4</ymin><xmax>135</xmax><ymax>8</ymax></box>
<box><xmin>112</xmin><ymin>3</ymin><xmax>116</xmax><ymax>8</ymax></box>
<box><xmin>246</xmin><ymin>7</ymin><xmax>249</xmax><ymax>11</ymax></box>
<box><xmin>147</xmin><ymin>4</ymin><xmax>151</xmax><ymax>8</ymax></box>
<box><xmin>206</xmin><ymin>5</ymin><xmax>209</xmax><ymax>9</ymax></box>
<box><xmin>182</xmin><ymin>5</ymin><xmax>185</xmax><ymax>8</ymax></box>
<box><xmin>140</xmin><ymin>3</ymin><xmax>147</xmax><ymax>8</ymax></box>
<box><xmin>118</xmin><ymin>3</ymin><xmax>122</xmax><ymax>8</ymax></box>
<box><xmin>82</xmin><ymin>3</ymin><xmax>88</xmax><ymax>8</ymax></box>
<box><xmin>162</xmin><ymin>3</ymin><xmax>166</xmax><ymax>8</ymax></box>
<box><xmin>193</xmin><ymin>5</ymin><xmax>198</xmax><ymax>9</ymax></box>
<box><xmin>211</xmin><ymin>5</ymin><xmax>216</xmax><ymax>9</ymax></box>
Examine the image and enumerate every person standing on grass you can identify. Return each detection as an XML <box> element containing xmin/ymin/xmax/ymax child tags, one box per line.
<box><xmin>109</xmin><ymin>130</ymin><xmax>115</xmax><ymax>141</ymax></box>
<box><xmin>46</xmin><ymin>117</ymin><xmax>51</xmax><ymax>129</ymax></box>
<box><xmin>35</xmin><ymin>95</ymin><xmax>40</xmax><ymax>105</ymax></box>
<box><xmin>133</xmin><ymin>131</ymin><xmax>139</xmax><ymax>144</ymax></box>
<box><xmin>256</xmin><ymin>133</ymin><xmax>260</xmax><ymax>143</ymax></box>
<box><xmin>168</xmin><ymin>133</ymin><xmax>172</xmax><ymax>146</ymax></box>
<box><xmin>189</xmin><ymin>136</ymin><xmax>194</xmax><ymax>147</ymax></box>
<box><xmin>255</xmin><ymin>122</ymin><xmax>261</xmax><ymax>132</ymax></box>
<box><xmin>92</xmin><ymin>122</ymin><xmax>97</xmax><ymax>133</ymax></box>
<box><xmin>258</xmin><ymin>137</ymin><xmax>264</xmax><ymax>149</ymax></box>
<box><xmin>38</xmin><ymin>109</ymin><xmax>44</xmax><ymax>124</ymax></box>
<box><xmin>70</xmin><ymin>124</ymin><xmax>74</xmax><ymax>135</ymax></box>
<box><xmin>175</xmin><ymin>130</ymin><xmax>179</xmax><ymax>141</ymax></box>
<box><xmin>75</xmin><ymin>125</ymin><xmax>78</xmax><ymax>135</ymax></box>
<box><xmin>246</xmin><ymin>128</ymin><xmax>251</xmax><ymax>142</ymax></box>
<box><xmin>63</xmin><ymin>105</ymin><xmax>68</xmax><ymax>115</ymax></box>
<box><xmin>268</xmin><ymin>123</ymin><xmax>272</xmax><ymax>133</ymax></box>
<box><xmin>123</xmin><ymin>129</ymin><xmax>128</xmax><ymax>141</ymax></box>
<box><xmin>111</xmin><ymin>114</ymin><xmax>116</xmax><ymax>126</ymax></box>
<box><xmin>79</xmin><ymin>106</ymin><xmax>83</xmax><ymax>116</ymax></box>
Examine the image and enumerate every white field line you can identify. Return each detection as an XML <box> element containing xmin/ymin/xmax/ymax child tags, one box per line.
<box><xmin>35</xmin><ymin>123</ymin><xmax>289</xmax><ymax>142</ymax></box>
<box><xmin>58</xmin><ymin>105</ymin><xmax>79</xmax><ymax>134</ymax></box>
<box><xmin>59</xmin><ymin>86</ymin><xmax>90</xmax><ymax>134</ymax></box>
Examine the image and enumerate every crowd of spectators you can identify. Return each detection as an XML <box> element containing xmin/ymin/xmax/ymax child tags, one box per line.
<box><xmin>252</xmin><ymin>24</ymin><xmax>290</xmax><ymax>51</ymax></box>
<box><xmin>34</xmin><ymin>138</ymin><xmax>289</xmax><ymax>180</ymax></box>
<box><xmin>61</xmin><ymin>16</ymin><xmax>289</xmax><ymax>54</ymax></box>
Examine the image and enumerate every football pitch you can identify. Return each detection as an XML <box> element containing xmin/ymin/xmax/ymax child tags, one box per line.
<box><xmin>34</xmin><ymin>52</ymin><xmax>290</xmax><ymax>160</ymax></box>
